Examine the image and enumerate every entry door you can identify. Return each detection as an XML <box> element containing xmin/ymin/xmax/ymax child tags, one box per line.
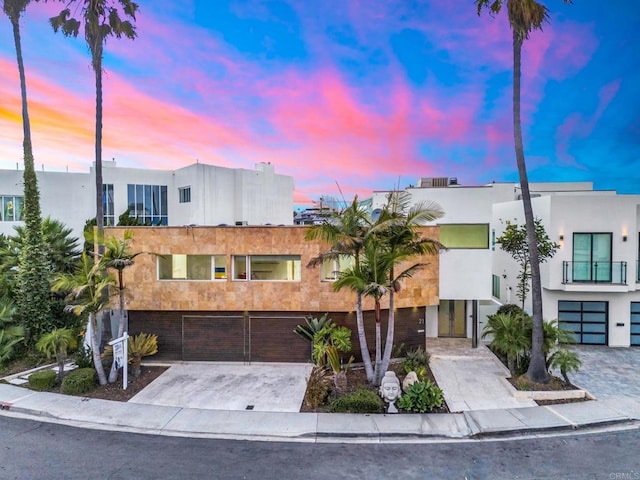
<box><xmin>438</xmin><ymin>300</ymin><xmax>466</xmax><ymax>337</ymax></box>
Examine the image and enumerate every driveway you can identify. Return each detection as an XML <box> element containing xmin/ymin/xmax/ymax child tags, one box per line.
<box><xmin>129</xmin><ymin>363</ymin><xmax>313</xmax><ymax>412</ymax></box>
<box><xmin>563</xmin><ymin>346</ymin><xmax>640</xmax><ymax>399</ymax></box>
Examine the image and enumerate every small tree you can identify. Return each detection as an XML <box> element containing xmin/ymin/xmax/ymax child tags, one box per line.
<box><xmin>496</xmin><ymin>219</ymin><xmax>559</xmax><ymax>310</ymax></box>
<box><xmin>36</xmin><ymin>328</ymin><xmax>77</xmax><ymax>381</ymax></box>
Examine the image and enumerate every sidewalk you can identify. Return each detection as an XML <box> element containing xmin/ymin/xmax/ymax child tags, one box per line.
<box><xmin>1</xmin><ymin>381</ymin><xmax>639</xmax><ymax>442</ymax></box>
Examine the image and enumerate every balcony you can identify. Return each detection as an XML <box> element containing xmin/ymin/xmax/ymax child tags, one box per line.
<box><xmin>562</xmin><ymin>261</ymin><xmax>628</xmax><ymax>290</ymax></box>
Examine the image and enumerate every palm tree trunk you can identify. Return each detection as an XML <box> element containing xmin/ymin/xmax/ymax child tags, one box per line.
<box><xmin>89</xmin><ymin>313</ymin><xmax>107</xmax><ymax>385</ymax></box>
<box><xmin>512</xmin><ymin>31</ymin><xmax>549</xmax><ymax>383</ymax></box>
<box><xmin>93</xmin><ymin>48</ymin><xmax>104</xmax><ymax>247</ymax></box>
<box><xmin>108</xmin><ymin>270</ymin><xmax>126</xmax><ymax>382</ymax></box>
<box><xmin>355</xmin><ymin>292</ymin><xmax>374</xmax><ymax>383</ymax></box>
<box><xmin>379</xmin><ymin>285</ymin><xmax>395</xmax><ymax>382</ymax></box>
<box><xmin>373</xmin><ymin>300</ymin><xmax>382</xmax><ymax>385</ymax></box>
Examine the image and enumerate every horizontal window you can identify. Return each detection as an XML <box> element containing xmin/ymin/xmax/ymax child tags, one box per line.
<box><xmin>321</xmin><ymin>257</ymin><xmax>355</xmax><ymax>281</ymax></box>
<box><xmin>0</xmin><ymin>195</ymin><xmax>23</xmax><ymax>222</ymax></box>
<box><xmin>158</xmin><ymin>255</ymin><xmax>225</xmax><ymax>280</ymax></box>
<box><xmin>439</xmin><ymin>224</ymin><xmax>489</xmax><ymax>249</ymax></box>
<box><xmin>233</xmin><ymin>255</ymin><xmax>301</xmax><ymax>281</ymax></box>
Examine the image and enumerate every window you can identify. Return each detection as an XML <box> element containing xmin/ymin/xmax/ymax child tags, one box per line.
<box><xmin>492</xmin><ymin>274</ymin><xmax>500</xmax><ymax>298</ymax></box>
<box><xmin>0</xmin><ymin>195</ymin><xmax>23</xmax><ymax>221</ymax></box>
<box><xmin>439</xmin><ymin>224</ymin><xmax>489</xmax><ymax>249</ymax></box>
<box><xmin>321</xmin><ymin>257</ymin><xmax>354</xmax><ymax>281</ymax></box>
<box><xmin>158</xmin><ymin>255</ymin><xmax>225</xmax><ymax>280</ymax></box>
<box><xmin>179</xmin><ymin>186</ymin><xmax>191</xmax><ymax>203</ymax></box>
<box><xmin>103</xmin><ymin>184</ymin><xmax>114</xmax><ymax>226</ymax></box>
<box><xmin>232</xmin><ymin>255</ymin><xmax>301</xmax><ymax>281</ymax></box>
<box><xmin>572</xmin><ymin>233</ymin><xmax>612</xmax><ymax>282</ymax></box>
<box><xmin>631</xmin><ymin>302</ymin><xmax>640</xmax><ymax>346</ymax></box>
<box><xmin>127</xmin><ymin>184</ymin><xmax>168</xmax><ymax>225</ymax></box>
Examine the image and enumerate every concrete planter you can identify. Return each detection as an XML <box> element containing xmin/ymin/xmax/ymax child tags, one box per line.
<box><xmin>499</xmin><ymin>377</ymin><xmax>594</xmax><ymax>401</ymax></box>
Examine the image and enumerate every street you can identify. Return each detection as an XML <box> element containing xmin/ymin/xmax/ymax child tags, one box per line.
<box><xmin>0</xmin><ymin>416</ymin><xmax>638</xmax><ymax>479</ymax></box>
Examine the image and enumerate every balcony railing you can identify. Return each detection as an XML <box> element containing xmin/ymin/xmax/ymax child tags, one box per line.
<box><xmin>562</xmin><ymin>261</ymin><xmax>627</xmax><ymax>285</ymax></box>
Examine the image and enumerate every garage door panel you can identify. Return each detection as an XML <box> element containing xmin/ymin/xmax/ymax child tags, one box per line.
<box><xmin>250</xmin><ymin>316</ymin><xmax>310</xmax><ymax>363</ymax></box>
<box><xmin>183</xmin><ymin>316</ymin><xmax>245</xmax><ymax>361</ymax></box>
<box><xmin>558</xmin><ymin>301</ymin><xmax>608</xmax><ymax>345</ymax></box>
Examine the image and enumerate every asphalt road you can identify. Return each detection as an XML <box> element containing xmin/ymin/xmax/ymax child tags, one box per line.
<box><xmin>0</xmin><ymin>416</ymin><xmax>639</xmax><ymax>479</ymax></box>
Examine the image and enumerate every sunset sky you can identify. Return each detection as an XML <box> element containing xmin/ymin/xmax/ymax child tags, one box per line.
<box><xmin>1</xmin><ymin>1</ymin><xmax>638</xmax><ymax>205</ymax></box>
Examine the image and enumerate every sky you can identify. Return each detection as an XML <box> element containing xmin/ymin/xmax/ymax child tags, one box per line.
<box><xmin>1</xmin><ymin>1</ymin><xmax>639</xmax><ymax>205</ymax></box>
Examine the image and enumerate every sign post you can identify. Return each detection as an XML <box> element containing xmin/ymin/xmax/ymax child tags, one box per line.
<box><xmin>108</xmin><ymin>332</ymin><xmax>129</xmax><ymax>390</ymax></box>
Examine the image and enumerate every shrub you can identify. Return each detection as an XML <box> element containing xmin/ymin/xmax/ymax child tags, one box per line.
<box><xmin>482</xmin><ymin>312</ymin><xmax>532</xmax><ymax>376</ymax></box>
<box><xmin>28</xmin><ymin>369</ymin><xmax>57</xmax><ymax>391</ymax></box>
<box><xmin>496</xmin><ymin>304</ymin><xmax>526</xmax><ymax>318</ymax></box>
<box><xmin>103</xmin><ymin>332</ymin><xmax>158</xmax><ymax>378</ymax></box>
<box><xmin>74</xmin><ymin>344</ymin><xmax>94</xmax><ymax>369</ymax></box>
<box><xmin>397</xmin><ymin>380</ymin><xmax>444</xmax><ymax>413</ymax></box>
<box><xmin>304</xmin><ymin>367</ymin><xmax>331</xmax><ymax>408</ymax></box>
<box><xmin>402</xmin><ymin>346</ymin><xmax>430</xmax><ymax>379</ymax></box>
<box><xmin>60</xmin><ymin>368</ymin><xmax>97</xmax><ymax>395</ymax></box>
<box><xmin>327</xmin><ymin>387</ymin><xmax>384</xmax><ymax>414</ymax></box>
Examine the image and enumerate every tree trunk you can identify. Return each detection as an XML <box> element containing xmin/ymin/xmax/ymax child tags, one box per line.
<box><xmin>511</xmin><ymin>32</ymin><xmax>549</xmax><ymax>383</ymax></box>
<box><xmin>93</xmin><ymin>48</ymin><xmax>104</xmax><ymax>251</ymax></box>
<box><xmin>379</xmin><ymin>279</ymin><xmax>396</xmax><ymax>383</ymax></box>
<box><xmin>109</xmin><ymin>269</ymin><xmax>126</xmax><ymax>383</ymax></box>
<box><xmin>89</xmin><ymin>313</ymin><xmax>107</xmax><ymax>385</ymax></box>
<box><xmin>355</xmin><ymin>292</ymin><xmax>374</xmax><ymax>383</ymax></box>
<box><xmin>373</xmin><ymin>300</ymin><xmax>382</xmax><ymax>386</ymax></box>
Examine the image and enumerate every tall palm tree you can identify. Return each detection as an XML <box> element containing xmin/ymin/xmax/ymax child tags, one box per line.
<box><xmin>102</xmin><ymin>229</ymin><xmax>141</xmax><ymax>382</ymax></box>
<box><xmin>373</xmin><ymin>192</ymin><xmax>444</xmax><ymax>384</ymax></box>
<box><xmin>53</xmin><ymin>252</ymin><xmax>115</xmax><ymax>385</ymax></box>
<box><xmin>3</xmin><ymin>0</ymin><xmax>51</xmax><ymax>346</ymax></box>
<box><xmin>476</xmin><ymin>0</ymin><xmax>570</xmax><ymax>383</ymax></box>
<box><xmin>306</xmin><ymin>197</ymin><xmax>376</xmax><ymax>382</ymax></box>
<box><xmin>334</xmin><ymin>234</ymin><xmax>390</xmax><ymax>384</ymax></box>
<box><xmin>49</xmin><ymin>0</ymin><xmax>138</xmax><ymax>243</ymax></box>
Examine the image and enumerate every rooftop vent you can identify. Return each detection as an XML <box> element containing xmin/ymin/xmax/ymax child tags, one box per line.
<box><xmin>418</xmin><ymin>177</ymin><xmax>452</xmax><ymax>188</ymax></box>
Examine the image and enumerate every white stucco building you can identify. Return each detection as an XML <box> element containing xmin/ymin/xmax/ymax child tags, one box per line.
<box><xmin>373</xmin><ymin>178</ymin><xmax>640</xmax><ymax>347</ymax></box>
<box><xmin>0</xmin><ymin>161</ymin><xmax>294</xmax><ymax>239</ymax></box>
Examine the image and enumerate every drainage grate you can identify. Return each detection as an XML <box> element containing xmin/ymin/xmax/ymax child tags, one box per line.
<box><xmin>245</xmin><ymin>405</ymin><xmax>254</xmax><ymax>410</ymax></box>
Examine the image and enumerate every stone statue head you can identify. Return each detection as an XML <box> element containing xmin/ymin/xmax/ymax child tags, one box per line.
<box><xmin>379</xmin><ymin>371</ymin><xmax>401</xmax><ymax>403</ymax></box>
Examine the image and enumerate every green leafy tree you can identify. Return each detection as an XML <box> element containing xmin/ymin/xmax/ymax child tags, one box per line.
<box><xmin>476</xmin><ymin>0</ymin><xmax>571</xmax><ymax>383</ymax></box>
<box><xmin>3</xmin><ymin>0</ymin><xmax>51</xmax><ymax>346</ymax></box>
<box><xmin>0</xmin><ymin>300</ymin><xmax>24</xmax><ymax>364</ymax></box>
<box><xmin>496</xmin><ymin>219</ymin><xmax>559</xmax><ymax>309</ymax></box>
<box><xmin>52</xmin><ymin>252</ymin><xmax>116</xmax><ymax>385</ymax></box>
<box><xmin>306</xmin><ymin>197</ymin><xmax>374</xmax><ymax>382</ymax></box>
<box><xmin>35</xmin><ymin>328</ymin><xmax>78</xmax><ymax>381</ymax></box>
<box><xmin>49</xmin><ymin>0</ymin><xmax>139</xmax><ymax>246</ymax></box>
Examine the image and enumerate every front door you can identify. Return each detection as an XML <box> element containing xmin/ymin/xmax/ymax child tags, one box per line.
<box><xmin>438</xmin><ymin>300</ymin><xmax>466</xmax><ymax>337</ymax></box>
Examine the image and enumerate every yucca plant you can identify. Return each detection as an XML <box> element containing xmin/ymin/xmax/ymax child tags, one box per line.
<box><xmin>294</xmin><ymin>313</ymin><xmax>333</xmax><ymax>343</ymax></box>
<box><xmin>104</xmin><ymin>332</ymin><xmax>158</xmax><ymax>378</ymax></box>
<box><xmin>549</xmin><ymin>349</ymin><xmax>581</xmax><ymax>385</ymax></box>
<box><xmin>36</xmin><ymin>328</ymin><xmax>78</xmax><ymax>381</ymax></box>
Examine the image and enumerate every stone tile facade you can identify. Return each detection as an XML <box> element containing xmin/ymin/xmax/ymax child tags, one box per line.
<box><xmin>106</xmin><ymin>225</ymin><xmax>440</xmax><ymax>313</ymax></box>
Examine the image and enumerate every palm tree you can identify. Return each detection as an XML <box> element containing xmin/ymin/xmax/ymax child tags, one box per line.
<box><xmin>372</xmin><ymin>192</ymin><xmax>444</xmax><ymax>384</ymax></box>
<box><xmin>36</xmin><ymin>328</ymin><xmax>78</xmax><ymax>381</ymax></box>
<box><xmin>306</xmin><ymin>197</ymin><xmax>375</xmax><ymax>382</ymax></box>
<box><xmin>49</xmin><ymin>0</ymin><xmax>138</xmax><ymax>244</ymax></box>
<box><xmin>3</xmin><ymin>0</ymin><xmax>51</xmax><ymax>346</ymax></box>
<box><xmin>475</xmin><ymin>0</ymin><xmax>571</xmax><ymax>383</ymax></box>
<box><xmin>102</xmin><ymin>230</ymin><xmax>141</xmax><ymax>382</ymax></box>
<box><xmin>52</xmin><ymin>252</ymin><xmax>116</xmax><ymax>385</ymax></box>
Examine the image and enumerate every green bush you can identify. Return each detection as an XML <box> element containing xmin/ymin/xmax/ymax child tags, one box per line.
<box><xmin>397</xmin><ymin>380</ymin><xmax>444</xmax><ymax>413</ymax></box>
<box><xmin>496</xmin><ymin>304</ymin><xmax>526</xmax><ymax>318</ymax></box>
<box><xmin>28</xmin><ymin>369</ymin><xmax>57</xmax><ymax>391</ymax></box>
<box><xmin>327</xmin><ymin>387</ymin><xmax>383</xmax><ymax>414</ymax></box>
<box><xmin>402</xmin><ymin>346</ymin><xmax>430</xmax><ymax>379</ymax></box>
<box><xmin>60</xmin><ymin>368</ymin><xmax>97</xmax><ymax>395</ymax></box>
<box><xmin>74</xmin><ymin>344</ymin><xmax>94</xmax><ymax>369</ymax></box>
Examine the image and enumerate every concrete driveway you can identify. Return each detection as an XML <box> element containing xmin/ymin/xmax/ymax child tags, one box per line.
<box><xmin>563</xmin><ymin>346</ymin><xmax>640</xmax><ymax>399</ymax></box>
<box><xmin>129</xmin><ymin>363</ymin><xmax>313</xmax><ymax>413</ymax></box>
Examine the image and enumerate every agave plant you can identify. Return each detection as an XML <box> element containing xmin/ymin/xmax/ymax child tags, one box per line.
<box><xmin>293</xmin><ymin>313</ymin><xmax>333</xmax><ymax>343</ymax></box>
<box><xmin>103</xmin><ymin>332</ymin><xmax>158</xmax><ymax>378</ymax></box>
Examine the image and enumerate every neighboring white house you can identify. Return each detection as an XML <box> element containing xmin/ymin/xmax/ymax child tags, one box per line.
<box><xmin>372</xmin><ymin>178</ymin><xmax>639</xmax><ymax>347</ymax></box>
<box><xmin>493</xmin><ymin>189</ymin><xmax>640</xmax><ymax>347</ymax></box>
<box><xmin>0</xmin><ymin>161</ymin><xmax>294</xmax><ymax>239</ymax></box>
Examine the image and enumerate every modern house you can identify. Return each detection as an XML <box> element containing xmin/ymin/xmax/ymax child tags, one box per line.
<box><xmin>0</xmin><ymin>161</ymin><xmax>294</xmax><ymax>239</ymax></box>
<box><xmin>373</xmin><ymin>179</ymin><xmax>640</xmax><ymax>347</ymax></box>
<box><xmin>107</xmin><ymin>225</ymin><xmax>440</xmax><ymax>362</ymax></box>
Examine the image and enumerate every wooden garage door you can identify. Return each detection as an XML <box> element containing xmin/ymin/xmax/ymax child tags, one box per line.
<box><xmin>183</xmin><ymin>315</ymin><xmax>245</xmax><ymax>361</ymax></box>
<box><xmin>249</xmin><ymin>316</ymin><xmax>310</xmax><ymax>363</ymax></box>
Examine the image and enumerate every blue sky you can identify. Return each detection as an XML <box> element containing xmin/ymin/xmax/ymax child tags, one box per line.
<box><xmin>1</xmin><ymin>0</ymin><xmax>638</xmax><ymax>204</ymax></box>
